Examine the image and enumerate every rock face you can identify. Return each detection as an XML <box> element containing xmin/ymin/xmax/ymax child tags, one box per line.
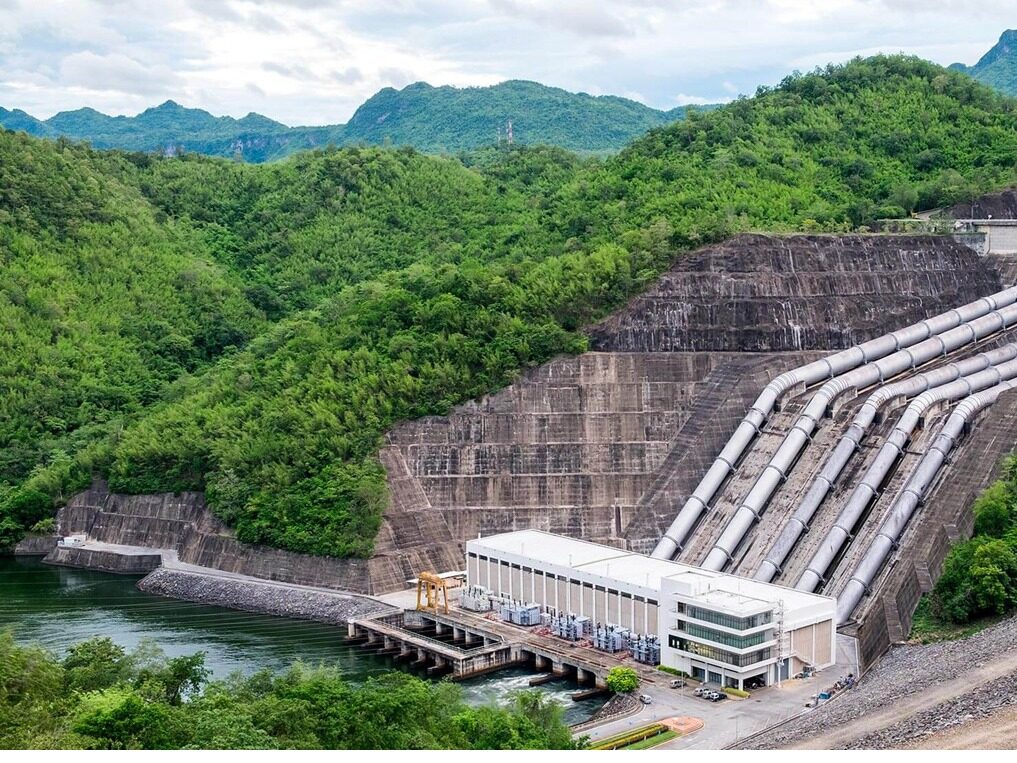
<box><xmin>941</xmin><ymin>187</ymin><xmax>1017</xmax><ymax>220</ymax></box>
<box><xmin>588</xmin><ymin>234</ymin><xmax>996</xmax><ymax>353</ymax></box>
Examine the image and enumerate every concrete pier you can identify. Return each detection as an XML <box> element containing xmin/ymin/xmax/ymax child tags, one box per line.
<box><xmin>349</xmin><ymin>608</ymin><xmax>619</xmax><ymax>688</ymax></box>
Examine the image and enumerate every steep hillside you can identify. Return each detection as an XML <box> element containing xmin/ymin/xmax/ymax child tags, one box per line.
<box><xmin>951</xmin><ymin>30</ymin><xmax>1017</xmax><ymax>96</ymax></box>
<box><xmin>0</xmin><ymin>130</ymin><xmax>264</xmax><ymax>539</ymax></box>
<box><xmin>3</xmin><ymin>55</ymin><xmax>1017</xmax><ymax>561</ymax></box>
<box><xmin>0</xmin><ymin>81</ymin><xmax>705</xmax><ymax>160</ymax></box>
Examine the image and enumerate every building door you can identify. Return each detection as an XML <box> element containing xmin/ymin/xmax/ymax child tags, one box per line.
<box><xmin>708</xmin><ymin>670</ymin><xmax>722</xmax><ymax>685</ymax></box>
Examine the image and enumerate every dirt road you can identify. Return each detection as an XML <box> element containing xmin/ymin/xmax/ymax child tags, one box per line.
<box><xmin>787</xmin><ymin>648</ymin><xmax>1017</xmax><ymax>748</ymax></box>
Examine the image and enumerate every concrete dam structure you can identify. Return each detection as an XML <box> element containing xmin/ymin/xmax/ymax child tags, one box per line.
<box><xmin>381</xmin><ymin>233</ymin><xmax>1017</xmax><ymax>665</ymax></box>
<box><xmin>43</xmin><ymin>232</ymin><xmax>1017</xmax><ymax>666</ymax></box>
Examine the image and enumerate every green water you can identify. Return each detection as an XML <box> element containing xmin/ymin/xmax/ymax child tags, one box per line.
<box><xmin>0</xmin><ymin>556</ymin><xmax>601</xmax><ymax>724</ymax></box>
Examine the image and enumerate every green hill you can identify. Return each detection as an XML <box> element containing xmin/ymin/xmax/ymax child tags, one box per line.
<box><xmin>950</xmin><ymin>29</ymin><xmax>1017</xmax><ymax>96</ymax></box>
<box><xmin>340</xmin><ymin>79</ymin><xmax>701</xmax><ymax>153</ymax></box>
<box><xmin>2</xmin><ymin>56</ymin><xmax>1016</xmax><ymax>557</ymax></box>
<box><xmin>27</xmin><ymin>101</ymin><xmax>342</xmax><ymax>162</ymax></box>
<box><xmin>0</xmin><ymin>82</ymin><xmax>707</xmax><ymax>160</ymax></box>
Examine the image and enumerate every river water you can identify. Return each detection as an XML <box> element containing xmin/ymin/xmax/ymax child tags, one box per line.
<box><xmin>0</xmin><ymin>556</ymin><xmax>601</xmax><ymax>724</ymax></box>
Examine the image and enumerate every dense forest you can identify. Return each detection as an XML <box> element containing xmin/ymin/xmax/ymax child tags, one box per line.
<box><xmin>0</xmin><ymin>633</ymin><xmax>579</xmax><ymax>749</ymax></box>
<box><xmin>2</xmin><ymin>56</ymin><xmax>1017</xmax><ymax>558</ymax></box>
<box><xmin>0</xmin><ymin>80</ymin><xmax>702</xmax><ymax>160</ymax></box>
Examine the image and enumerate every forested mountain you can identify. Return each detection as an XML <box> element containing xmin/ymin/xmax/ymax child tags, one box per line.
<box><xmin>2</xmin><ymin>56</ymin><xmax>1016</xmax><ymax>558</ymax></box>
<box><xmin>950</xmin><ymin>29</ymin><xmax>1017</xmax><ymax>96</ymax></box>
<box><xmin>0</xmin><ymin>81</ymin><xmax>704</xmax><ymax>160</ymax></box>
<box><xmin>341</xmin><ymin>80</ymin><xmax>700</xmax><ymax>153</ymax></box>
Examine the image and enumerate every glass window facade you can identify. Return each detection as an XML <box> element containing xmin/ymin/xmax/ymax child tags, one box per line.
<box><xmin>676</xmin><ymin>621</ymin><xmax>771</xmax><ymax>649</ymax></box>
<box><xmin>668</xmin><ymin>635</ymin><xmax>772</xmax><ymax>667</ymax></box>
<box><xmin>685</xmin><ymin>605</ymin><xmax>771</xmax><ymax>631</ymax></box>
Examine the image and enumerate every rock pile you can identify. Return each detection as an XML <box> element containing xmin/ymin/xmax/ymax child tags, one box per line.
<box><xmin>746</xmin><ymin>614</ymin><xmax>1017</xmax><ymax>749</ymax></box>
<box><xmin>138</xmin><ymin>568</ymin><xmax>393</xmax><ymax>625</ymax></box>
<box><xmin>845</xmin><ymin>669</ymin><xmax>1017</xmax><ymax>749</ymax></box>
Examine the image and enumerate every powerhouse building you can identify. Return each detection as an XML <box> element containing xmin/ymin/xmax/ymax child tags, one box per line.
<box><xmin>465</xmin><ymin>530</ymin><xmax>836</xmax><ymax>689</ymax></box>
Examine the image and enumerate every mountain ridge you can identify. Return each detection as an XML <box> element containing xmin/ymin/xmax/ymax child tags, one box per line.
<box><xmin>950</xmin><ymin>29</ymin><xmax>1017</xmax><ymax>95</ymax></box>
<box><xmin>1</xmin><ymin>80</ymin><xmax>711</xmax><ymax>160</ymax></box>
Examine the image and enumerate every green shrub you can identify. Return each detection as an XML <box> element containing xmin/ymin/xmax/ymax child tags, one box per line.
<box><xmin>28</xmin><ymin>517</ymin><xmax>56</xmax><ymax>535</ymax></box>
<box><xmin>723</xmin><ymin>686</ymin><xmax>751</xmax><ymax>698</ymax></box>
<box><xmin>605</xmin><ymin>666</ymin><xmax>639</xmax><ymax>694</ymax></box>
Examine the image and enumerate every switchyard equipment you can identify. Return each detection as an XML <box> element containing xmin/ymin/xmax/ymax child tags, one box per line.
<box><xmin>652</xmin><ymin>285</ymin><xmax>1017</xmax><ymax>562</ymax></box>
<box><xmin>629</xmin><ymin>634</ymin><xmax>661</xmax><ymax>665</ymax></box>
<box><xmin>459</xmin><ymin>585</ymin><xmax>494</xmax><ymax>612</ymax></box>
<box><xmin>593</xmin><ymin>624</ymin><xmax>630</xmax><ymax>653</ymax></box>
<box><xmin>550</xmin><ymin>612</ymin><xmax>592</xmax><ymax>641</ymax></box>
<box><xmin>500</xmin><ymin>601</ymin><xmax>542</xmax><ymax>626</ymax></box>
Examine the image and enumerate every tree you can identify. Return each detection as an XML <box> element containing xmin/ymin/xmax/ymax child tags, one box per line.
<box><xmin>973</xmin><ymin>480</ymin><xmax>1014</xmax><ymax>538</ymax></box>
<box><xmin>72</xmin><ymin>688</ymin><xmax>178</xmax><ymax>749</ymax></box>
<box><xmin>605</xmin><ymin>666</ymin><xmax>639</xmax><ymax>694</ymax></box>
<box><xmin>63</xmin><ymin>637</ymin><xmax>131</xmax><ymax>693</ymax></box>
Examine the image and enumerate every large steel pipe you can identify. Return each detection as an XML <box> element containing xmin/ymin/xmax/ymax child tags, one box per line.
<box><xmin>836</xmin><ymin>378</ymin><xmax>1017</xmax><ymax>624</ymax></box>
<box><xmin>651</xmin><ymin>286</ymin><xmax>1017</xmax><ymax>561</ymax></box>
<box><xmin>700</xmin><ymin>301</ymin><xmax>1017</xmax><ymax>571</ymax></box>
<box><xmin>754</xmin><ymin>342</ymin><xmax>1017</xmax><ymax>583</ymax></box>
<box><xmin>797</xmin><ymin>355</ymin><xmax>1017</xmax><ymax>593</ymax></box>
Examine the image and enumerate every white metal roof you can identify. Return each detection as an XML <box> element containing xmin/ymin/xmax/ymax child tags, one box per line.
<box><xmin>468</xmin><ymin>530</ymin><xmax>833</xmax><ymax>615</ymax></box>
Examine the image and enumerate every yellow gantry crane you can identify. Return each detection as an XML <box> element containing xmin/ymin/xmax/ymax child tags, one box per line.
<box><xmin>415</xmin><ymin>571</ymin><xmax>451</xmax><ymax>614</ymax></box>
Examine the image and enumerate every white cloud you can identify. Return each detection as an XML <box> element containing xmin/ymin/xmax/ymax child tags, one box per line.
<box><xmin>0</xmin><ymin>0</ymin><xmax>1010</xmax><ymax>125</ymax></box>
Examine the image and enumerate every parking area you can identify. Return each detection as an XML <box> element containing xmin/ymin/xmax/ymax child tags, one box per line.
<box><xmin>584</xmin><ymin>636</ymin><xmax>860</xmax><ymax>749</ymax></box>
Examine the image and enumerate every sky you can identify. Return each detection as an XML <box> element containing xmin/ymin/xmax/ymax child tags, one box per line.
<box><xmin>0</xmin><ymin>0</ymin><xmax>1012</xmax><ymax>126</ymax></box>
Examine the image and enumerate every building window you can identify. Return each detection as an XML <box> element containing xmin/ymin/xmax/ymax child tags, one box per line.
<box><xmin>685</xmin><ymin>605</ymin><xmax>772</xmax><ymax>631</ymax></box>
<box><xmin>621</xmin><ymin>592</ymin><xmax>632</xmax><ymax>600</ymax></box>
<box><xmin>468</xmin><ymin>552</ymin><xmax>477</xmax><ymax>559</ymax></box>
<box><xmin>668</xmin><ymin>635</ymin><xmax>772</xmax><ymax>668</ymax></box>
<box><xmin>648</xmin><ymin>599</ymin><xmax>658</xmax><ymax>607</ymax></box>
<box><xmin>675</xmin><ymin>621</ymin><xmax>771</xmax><ymax>649</ymax></box>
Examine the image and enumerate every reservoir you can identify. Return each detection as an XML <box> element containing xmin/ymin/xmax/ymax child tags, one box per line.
<box><xmin>0</xmin><ymin>556</ymin><xmax>602</xmax><ymax>724</ymax></box>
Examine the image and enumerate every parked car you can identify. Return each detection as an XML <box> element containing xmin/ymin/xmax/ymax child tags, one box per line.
<box><xmin>639</xmin><ymin>694</ymin><xmax>653</xmax><ymax>705</ymax></box>
<box><xmin>709</xmin><ymin>691</ymin><xmax>727</xmax><ymax>702</ymax></box>
<box><xmin>693</xmin><ymin>687</ymin><xmax>707</xmax><ymax>697</ymax></box>
<box><xmin>669</xmin><ymin>678</ymin><xmax>686</xmax><ymax>689</ymax></box>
